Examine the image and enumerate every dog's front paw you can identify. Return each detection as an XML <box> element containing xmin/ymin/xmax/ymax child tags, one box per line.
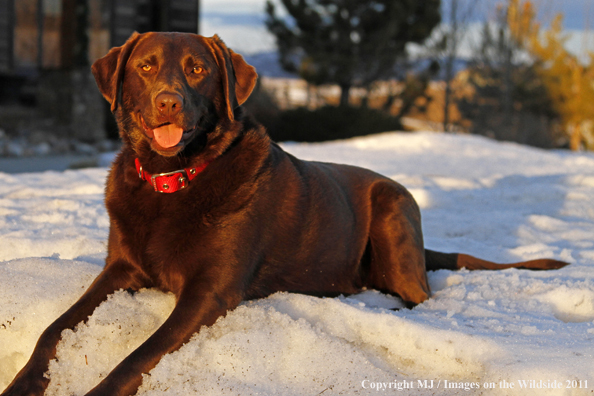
<box><xmin>1</xmin><ymin>370</ymin><xmax>49</xmax><ymax>396</ymax></box>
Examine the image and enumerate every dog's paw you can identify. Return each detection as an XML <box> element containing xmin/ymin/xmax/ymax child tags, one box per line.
<box><xmin>1</xmin><ymin>372</ymin><xmax>49</xmax><ymax>396</ymax></box>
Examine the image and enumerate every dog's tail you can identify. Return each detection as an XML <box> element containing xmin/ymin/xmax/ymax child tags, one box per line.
<box><xmin>424</xmin><ymin>249</ymin><xmax>569</xmax><ymax>271</ymax></box>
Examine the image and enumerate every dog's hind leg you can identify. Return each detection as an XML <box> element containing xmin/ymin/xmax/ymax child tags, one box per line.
<box><xmin>366</xmin><ymin>182</ymin><xmax>431</xmax><ymax>307</ymax></box>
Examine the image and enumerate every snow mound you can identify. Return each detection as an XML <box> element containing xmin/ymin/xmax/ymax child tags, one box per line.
<box><xmin>1</xmin><ymin>132</ymin><xmax>593</xmax><ymax>395</ymax></box>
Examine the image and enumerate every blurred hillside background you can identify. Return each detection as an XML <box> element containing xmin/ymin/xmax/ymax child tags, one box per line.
<box><xmin>1</xmin><ymin>0</ymin><xmax>594</xmax><ymax>171</ymax></box>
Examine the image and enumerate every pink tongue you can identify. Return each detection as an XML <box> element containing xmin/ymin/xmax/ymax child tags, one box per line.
<box><xmin>153</xmin><ymin>124</ymin><xmax>184</xmax><ymax>148</ymax></box>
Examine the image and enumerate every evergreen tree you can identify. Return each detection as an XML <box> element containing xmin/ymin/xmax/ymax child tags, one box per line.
<box><xmin>265</xmin><ymin>0</ymin><xmax>441</xmax><ymax>106</ymax></box>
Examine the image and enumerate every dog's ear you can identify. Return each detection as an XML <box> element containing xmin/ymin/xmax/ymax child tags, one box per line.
<box><xmin>229</xmin><ymin>48</ymin><xmax>258</xmax><ymax>106</ymax></box>
<box><xmin>91</xmin><ymin>32</ymin><xmax>141</xmax><ymax>112</ymax></box>
<box><xmin>206</xmin><ymin>35</ymin><xmax>258</xmax><ymax>120</ymax></box>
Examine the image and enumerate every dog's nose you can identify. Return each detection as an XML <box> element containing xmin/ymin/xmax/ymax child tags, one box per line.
<box><xmin>155</xmin><ymin>92</ymin><xmax>184</xmax><ymax>117</ymax></box>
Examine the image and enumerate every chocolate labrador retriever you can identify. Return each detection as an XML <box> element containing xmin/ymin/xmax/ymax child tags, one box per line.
<box><xmin>2</xmin><ymin>32</ymin><xmax>568</xmax><ymax>396</ymax></box>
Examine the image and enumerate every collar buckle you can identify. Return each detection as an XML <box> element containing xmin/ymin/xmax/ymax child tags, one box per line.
<box><xmin>150</xmin><ymin>169</ymin><xmax>188</xmax><ymax>193</ymax></box>
<box><xmin>134</xmin><ymin>157</ymin><xmax>210</xmax><ymax>194</ymax></box>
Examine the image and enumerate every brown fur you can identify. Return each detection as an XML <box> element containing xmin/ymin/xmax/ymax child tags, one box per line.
<box><xmin>1</xmin><ymin>32</ymin><xmax>568</xmax><ymax>396</ymax></box>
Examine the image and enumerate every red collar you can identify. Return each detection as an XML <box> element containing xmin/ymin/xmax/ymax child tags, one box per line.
<box><xmin>134</xmin><ymin>158</ymin><xmax>209</xmax><ymax>193</ymax></box>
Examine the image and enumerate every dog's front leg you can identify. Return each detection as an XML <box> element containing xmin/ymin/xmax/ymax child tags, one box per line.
<box><xmin>1</xmin><ymin>262</ymin><xmax>140</xmax><ymax>396</ymax></box>
<box><xmin>84</xmin><ymin>280</ymin><xmax>242</xmax><ymax>396</ymax></box>
<box><xmin>1</xmin><ymin>263</ymin><xmax>140</xmax><ymax>396</ymax></box>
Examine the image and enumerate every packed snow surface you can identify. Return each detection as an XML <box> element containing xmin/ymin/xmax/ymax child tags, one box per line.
<box><xmin>1</xmin><ymin>132</ymin><xmax>593</xmax><ymax>395</ymax></box>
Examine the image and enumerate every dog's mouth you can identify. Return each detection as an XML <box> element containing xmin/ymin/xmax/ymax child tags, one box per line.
<box><xmin>141</xmin><ymin>116</ymin><xmax>198</xmax><ymax>154</ymax></box>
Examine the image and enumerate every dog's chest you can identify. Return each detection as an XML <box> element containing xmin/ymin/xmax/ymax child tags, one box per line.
<box><xmin>109</xmin><ymin>188</ymin><xmax>217</xmax><ymax>292</ymax></box>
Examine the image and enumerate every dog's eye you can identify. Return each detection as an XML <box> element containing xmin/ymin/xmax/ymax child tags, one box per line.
<box><xmin>192</xmin><ymin>66</ymin><xmax>203</xmax><ymax>74</ymax></box>
<box><xmin>141</xmin><ymin>65</ymin><xmax>152</xmax><ymax>72</ymax></box>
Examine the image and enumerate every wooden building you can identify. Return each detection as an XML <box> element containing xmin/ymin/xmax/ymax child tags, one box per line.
<box><xmin>0</xmin><ymin>0</ymin><xmax>199</xmax><ymax>141</ymax></box>
<box><xmin>0</xmin><ymin>0</ymin><xmax>199</xmax><ymax>74</ymax></box>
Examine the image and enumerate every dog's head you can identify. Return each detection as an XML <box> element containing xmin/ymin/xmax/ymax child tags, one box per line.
<box><xmin>92</xmin><ymin>32</ymin><xmax>257</xmax><ymax>157</ymax></box>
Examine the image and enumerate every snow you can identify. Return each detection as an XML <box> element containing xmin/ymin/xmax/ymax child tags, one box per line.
<box><xmin>1</xmin><ymin>131</ymin><xmax>593</xmax><ymax>395</ymax></box>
